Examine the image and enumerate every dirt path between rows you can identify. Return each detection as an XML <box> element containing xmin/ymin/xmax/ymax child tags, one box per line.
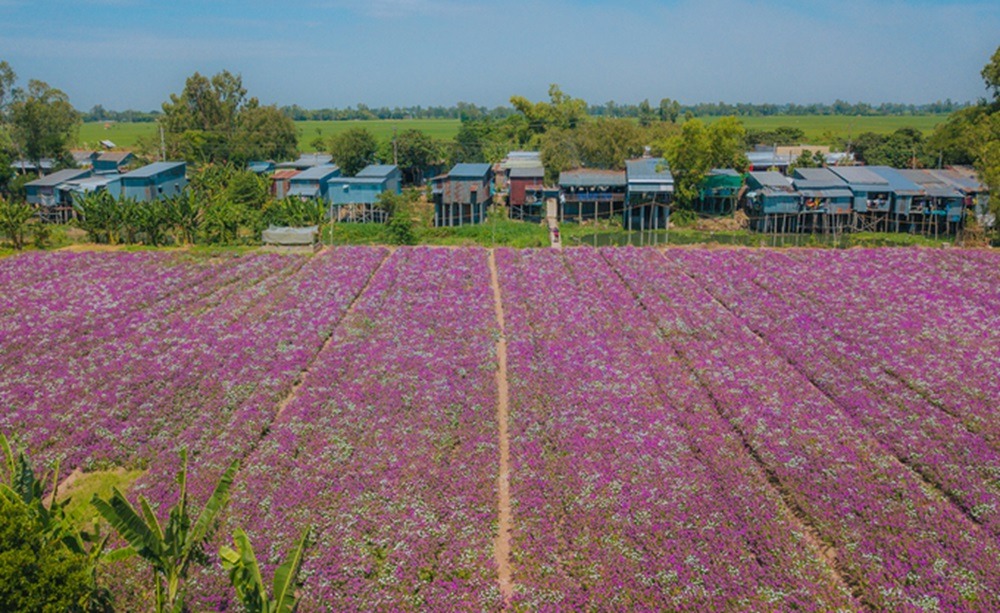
<box><xmin>274</xmin><ymin>248</ymin><xmax>392</xmax><ymax>420</ymax></box>
<box><xmin>488</xmin><ymin>249</ymin><xmax>514</xmax><ymax>606</ymax></box>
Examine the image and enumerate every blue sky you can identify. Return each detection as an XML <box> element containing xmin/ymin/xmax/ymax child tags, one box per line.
<box><xmin>1</xmin><ymin>0</ymin><xmax>998</xmax><ymax>111</ymax></box>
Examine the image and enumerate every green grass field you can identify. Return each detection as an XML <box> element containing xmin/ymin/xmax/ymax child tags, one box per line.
<box><xmin>706</xmin><ymin>114</ymin><xmax>948</xmax><ymax>144</ymax></box>
<box><xmin>77</xmin><ymin>114</ymin><xmax>949</xmax><ymax>153</ymax></box>
<box><xmin>76</xmin><ymin>119</ymin><xmax>463</xmax><ymax>152</ymax></box>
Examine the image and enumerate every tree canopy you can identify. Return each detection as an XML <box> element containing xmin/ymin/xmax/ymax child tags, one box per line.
<box><xmin>328</xmin><ymin>127</ymin><xmax>378</xmax><ymax>176</ymax></box>
<box><xmin>7</xmin><ymin>79</ymin><xmax>80</xmax><ymax>173</ymax></box>
<box><xmin>661</xmin><ymin>118</ymin><xmax>748</xmax><ymax>206</ymax></box>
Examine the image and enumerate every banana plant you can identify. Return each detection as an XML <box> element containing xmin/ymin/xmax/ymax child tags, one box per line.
<box><xmin>220</xmin><ymin>527</ymin><xmax>311</xmax><ymax>613</ymax></box>
<box><xmin>92</xmin><ymin>450</ymin><xmax>239</xmax><ymax>613</ymax></box>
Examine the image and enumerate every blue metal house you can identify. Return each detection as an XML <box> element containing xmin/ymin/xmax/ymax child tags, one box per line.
<box><xmin>120</xmin><ymin>162</ymin><xmax>187</xmax><ymax>202</ymax></box>
<box><xmin>900</xmin><ymin>169</ymin><xmax>966</xmax><ymax>228</ymax></box>
<box><xmin>287</xmin><ymin>165</ymin><xmax>341</xmax><ymax>201</ymax></box>
<box><xmin>865</xmin><ymin>166</ymin><xmax>925</xmax><ymax>227</ymax></box>
<box><xmin>327</xmin><ymin>164</ymin><xmax>402</xmax><ymax>223</ymax></box>
<box><xmin>25</xmin><ymin>168</ymin><xmax>92</xmax><ymax>207</ymax></box>
<box><xmin>93</xmin><ymin>151</ymin><xmax>134</xmax><ymax>174</ymax></box>
<box><xmin>433</xmin><ymin>163</ymin><xmax>493</xmax><ymax>226</ymax></box>
<box><xmin>746</xmin><ymin>171</ymin><xmax>799</xmax><ymax>232</ymax></box>
<box><xmin>827</xmin><ymin>167</ymin><xmax>892</xmax><ymax>214</ymax></box>
<box><xmin>791</xmin><ymin>168</ymin><xmax>853</xmax><ymax>215</ymax></box>
<box><xmin>59</xmin><ymin>174</ymin><xmax>123</xmax><ymax>200</ymax></box>
<box><xmin>625</xmin><ymin>158</ymin><xmax>673</xmax><ymax>230</ymax></box>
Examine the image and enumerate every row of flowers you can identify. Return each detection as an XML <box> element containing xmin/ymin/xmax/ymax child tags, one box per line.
<box><xmin>607</xmin><ymin>247</ymin><xmax>1000</xmax><ymax>610</ymax></box>
<box><xmin>495</xmin><ymin>248</ymin><xmax>855</xmax><ymax>611</ymax></box>
<box><xmin>217</xmin><ymin>248</ymin><xmax>503</xmax><ymax>611</ymax></box>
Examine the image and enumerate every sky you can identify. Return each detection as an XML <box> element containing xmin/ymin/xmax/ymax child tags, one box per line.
<box><xmin>1</xmin><ymin>0</ymin><xmax>998</xmax><ymax>111</ymax></box>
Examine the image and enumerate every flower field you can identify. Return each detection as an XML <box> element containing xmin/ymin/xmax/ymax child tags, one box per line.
<box><xmin>1</xmin><ymin>246</ymin><xmax>999</xmax><ymax>611</ymax></box>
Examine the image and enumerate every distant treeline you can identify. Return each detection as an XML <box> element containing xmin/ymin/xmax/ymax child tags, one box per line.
<box><xmin>80</xmin><ymin>99</ymin><xmax>970</xmax><ymax>123</ymax></box>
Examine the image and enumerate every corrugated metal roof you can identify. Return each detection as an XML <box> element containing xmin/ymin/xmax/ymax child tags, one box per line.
<box><xmin>559</xmin><ymin>169</ymin><xmax>627</xmax><ymax>188</ymax></box>
<box><xmin>288</xmin><ymin>184</ymin><xmax>320</xmax><ymax>198</ymax></box>
<box><xmin>865</xmin><ymin>167</ymin><xmax>924</xmax><ymax>196</ymax></box>
<box><xmin>793</xmin><ymin>168</ymin><xmax>845</xmax><ymax>184</ymax></box>
<box><xmin>328</xmin><ymin>177</ymin><xmax>386</xmax><ymax>186</ymax></box>
<box><xmin>710</xmin><ymin>168</ymin><xmax>740</xmax><ymax>177</ymax></box>
<box><xmin>799</xmin><ymin>188</ymin><xmax>853</xmax><ymax>199</ymax></box>
<box><xmin>829</xmin><ymin>167</ymin><xmax>888</xmax><ymax>186</ymax></box>
<box><xmin>626</xmin><ymin>158</ymin><xmax>674</xmax><ymax>184</ymax></box>
<box><xmin>509</xmin><ymin>166</ymin><xmax>544</xmax><ymax>179</ymax></box>
<box><xmin>748</xmin><ymin>171</ymin><xmax>793</xmax><ymax>190</ymax></box>
<box><xmin>356</xmin><ymin>164</ymin><xmax>398</xmax><ymax>178</ymax></box>
<box><xmin>61</xmin><ymin>175</ymin><xmax>121</xmax><ymax>193</ymax></box>
<box><xmin>271</xmin><ymin>169</ymin><xmax>300</xmax><ymax>180</ymax></box>
<box><xmin>97</xmin><ymin>151</ymin><xmax>132</xmax><ymax>163</ymax></box>
<box><xmin>927</xmin><ymin>168</ymin><xmax>985</xmax><ymax>193</ymax></box>
<box><xmin>448</xmin><ymin>163</ymin><xmax>492</xmax><ymax>178</ymax></box>
<box><xmin>291</xmin><ymin>165</ymin><xmax>340</xmax><ymax>181</ymax></box>
<box><xmin>121</xmin><ymin>162</ymin><xmax>185</xmax><ymax>179</ymax></box>
<box><xmin>25</xmin><ymin>168</ymin><xmax>92</xmax><ymax>188</ymax></box>
<box><xmin>898</xmin><ymin>169</ymin><xmax>963</xmax><ymax>198</ymax></box>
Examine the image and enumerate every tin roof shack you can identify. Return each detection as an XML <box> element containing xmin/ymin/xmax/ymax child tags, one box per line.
<box><xmin>270</xmin><ymin>169</ymin><xmax>300</xmax><ymax>199</ymax></box>
<box><xmin>498</xmin><ymin>151</ymin><xmax>543</xmax><ymax>192</ymax></box>
<box><xmin>745</xmin><ymin>171</ymin><xmax>799</xmax><ymax>232</ymax></box>
<box><xmin>827</xmin><ymin>167</ymin><xmax>892</xmax><ymax>216</ymax></box>
<box><xmin>276</xmin><ymin>154</ymin><xmax>333</xmax><ymax>170</ymax></box>
<box><xmin>864</xmin><ymin>167</ymin><xmax>925</xmax><ymax>231</ymax></box>
<box><xmin>93</xmin><ymin>151</ymin><xmax>134</xmax><ymax>174</ymax></box>
<box><xmin>899</xmin><ymin>169</ymin><xmax>967</xmax><ymax>235</ymax></box>
<box><xmin>25</xmin><ymin>168</ymin><xmax>92</xmax><ymax>222</ymax></box>
<box><xmin>558</xmin><ymin>169</ymin><xmax>626</xmax><ymax>224</ymax></box>
<box><xmin>789</xmin><ymin>168</ymin><xmax>854</xmax><ymax>232</ymax></box>
<box><xmin>698</xmin><ymin>169</ymin><xmax>743</xmax><ymax>215</ymax></box>
<box><xmin>287</xmin><ymin>165</ymin><xmax>341</xmax><ymax>201</ymax></box>
<box><xmin>508</xmin><ymin>166</ymin><xmax>547</xmax><ymax>221</ymax></box>
<box><xmin>625</xmin><ymin>159</ymin><xmax>672</xmax><ymax>230</ymax></box>
<box><xmin>59</xmin><ymin>174</ymin><xmax>123</xmax><ymax>199</ymax></box>
<box><xmin>433</xmin><ymin>163</ymin><xmax>493</xmax><ymax>227</ymax></box>
<box><xmin>327</xmin><ymin>164</ymin><xmax>402</xmax><ymax>223</ymax></box>
<box><xmin>120</xmin><ymin>162</ymin><xmax>187</xmax><ymax>202</ymax></box>
<box><xmin>929</xmin><ymin>168</ymin><xmax>990</xmax><ymax>226</ymax></box>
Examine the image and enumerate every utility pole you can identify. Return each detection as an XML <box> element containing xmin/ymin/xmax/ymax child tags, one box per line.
<box><xmin>159</xmin><ymin>123</ymin><xmax>166</xmax><ymax>161</ymax></box>
<box><xmin>392</xmin><ymin>128</ymin><xmax>398</xmax><ymax>166</ymax></box>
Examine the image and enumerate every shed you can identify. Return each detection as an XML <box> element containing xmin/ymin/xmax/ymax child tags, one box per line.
<box><xmin>288</xmin><ymin>165</ymin><xmax>341</xmax><ymax>200</ymax></box>
<box><xmin>262</xmin><ymin>225</ymin><xmax>318</xmax><ymax>247</ymax></box>
<box><xmin>120</xmin><ymin>162</ymin><xmax>187</xmax><ymax>202</ymax></box>
<box><xmin>71</xmin><ymin>151</ymin><xmax>99</xmax><ymax>168</ymax></box>
<box><xmin>248</xmin><ymin>161</ymin><xmax>275</xmax><ymax>174</ymax></box>
<box><xmin>270</xmin><ymin>169</ymin><xmax>300</xmax><ymax>199</ymax></box>
<box><xmin>93</xmin><ymin>151</ymin><xmax>134</xmax><ymax>174</ymax></box>
<box><xmin>59</xmin><ymin>174</ymin><xmax>123</xmax><ymax>199</ymax></box>
<box><xmin>558</xmin><ymin>168</ymin><xmax>627</xmax><ymax>223</ymax></box>
<box><xmin>433</xmin><ymin>163</ymin><xmax>493</xmax><ymax>227</ymax></box>
<box><xmin>498</xmin><ymin>151</ymin><xmax>543</xmax><ymax>191</ymax></box>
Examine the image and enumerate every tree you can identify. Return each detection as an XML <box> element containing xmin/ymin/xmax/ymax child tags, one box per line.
<box><xmin>0</xmin><ymin>195</ymin><xmax>34</xmax><ymax>249</ymax></box>
<box><xmin>328</xmin><ymin>128</ymin><xmax>378</xmax><ymax>176</ymax></box>
<box><xmin>231</xmin><ymin>104</ymin><xmax>298</xmax><ymax>166</ymax></box>
<box><xmin>658</xmin><ymin>98</ymin><xmax>681</xmax><ymax>123</ymax></box>
<box><xmin>982</xmin><ymin>44</ymin><xmax>1000</xmax><ymax>101</ymax></box>
<box><xmin>539</xmin><ymin>128</ymin><xmax>580</xmax><ymax>185</ymax></box>
<box><xmin>219</xmin><ymin>527</ymin><xmax>311</xmax><ymax>613</ymax></box>
<box><xmin>661</xmin><ymin>118</ymin><xmax>748</xmax><ymax>207</ymax></box>
<box><xmin>93</xmin><ymin>450</ymin><xmax>239</xmax><ymax>613</ymax></box>
<box><xmin>0</xmin><ymin>60</ymin><xmax>15</xmax><ymax>111</ymax></box>
<box><xmin>8</xmin><ymin>80</ymin><xmax>80</xmax><ymax>174</ymax></box>
<box><xmin>379</xmin><ymin>190</ymin><xmax>418</xmax><ymax>245</ymax></box>
<box><xmin>575</xmin><ymin>118</ymin><xmax>645</xmax><ymax>170</ymax></box>
<box><xmin>387</xmin><ymin>129</ymin><xmax>440</xmax><ymax>185</ymax></box>
<box><xmin>510</xmin><ymin>84</ymin><xmax>588</xmax><ymax>137</ymax></box>
<box><xmin>705</xmin><ymin>117</ymin><xmax>749</xmax><ymax>173</ymax></box>
<box><xmin>638</xmin><ymin>99</ymin><xmax>655</xmax><ymax>127</ymax></box>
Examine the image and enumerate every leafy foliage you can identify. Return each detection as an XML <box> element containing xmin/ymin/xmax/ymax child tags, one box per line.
<box><xmin>93</xmin><ymin>450</ymin><xmax>239</xmax><ymax>613</ymax></box>
<box><xmin>0</xmin><ymin>195</ymin><xmax>34</xmax><ymax>249</ymax></box>
<box><xmin>8</xmin><ymin>79</ymin><xmax>80</xmax><ymax>172</ymax></box>
<box><xmin>328</xmin><ymin>127</ymin><xmax>378</xmax><ymax>176</ymax></box>
<box><xmin>219</xmin><ymin>528</ymin><xmax>311</xmax><ymax>613</ymax></box>
<box><xmin>662</xmin><ymin>118</ymin><xmax>748</xmax><ymax>207</ymax></box>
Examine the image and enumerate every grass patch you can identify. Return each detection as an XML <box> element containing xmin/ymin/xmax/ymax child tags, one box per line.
<box><xmin>707</xmin><ymin>114</ymin><xmax>948</xmax><ymax>145</ymax></box>
<box><xmin>78</xmin><ymin>119</ymin><xmax>462</xmax><ymax>152</ymax></box>
<box><xmin>58</xmin><ymin>468</ymin><xmax>145</xmax><ymax>527</ymax></box>
<box><xmin>324</xmin><ymin>218</ymin><xmax>551</xmax><ymax>248</ymax></box>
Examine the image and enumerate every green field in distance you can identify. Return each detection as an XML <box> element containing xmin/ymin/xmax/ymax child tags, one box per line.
<box><xmin>76</xmin><ymin>114</ymin><xmax>950</xmax><ymax>152</ymax></box>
